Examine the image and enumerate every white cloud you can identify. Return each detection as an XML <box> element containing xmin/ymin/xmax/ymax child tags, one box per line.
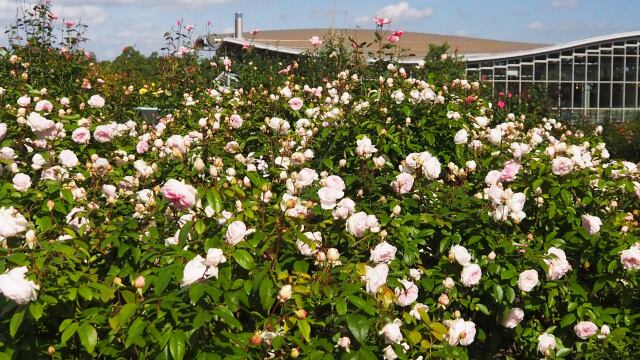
<box><xmin>552</xmin><ymin>0</ymin><xmax>578</xmax><ymax>8</ymax></box>
<box><xmin>355</xmin><ymin>2</ymin><xmax>433</xmax><ymax>24</ymax></box>
<box><xmin>527</xmin><ymin>21</ymin><xmax>544</xmax><ymax>30</ymax></box>
<box><xmin>53</xmin><ymin>5</ymin><xmax>108</xmax><ymax>25</ymax></box>
<box><xmin>377</xmin><ymin>2</ymin><xmax>433</xmax><ymax>21</ymax></box>
<box><xmin>456</xmin><ymin>30</ymin><xmax>467</xmax><ymax>37</ymax></box>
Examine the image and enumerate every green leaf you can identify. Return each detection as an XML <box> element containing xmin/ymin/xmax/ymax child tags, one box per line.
<box><xmin>61</xmin><ymin>322</ymin><xmax>79</xmax><ymax>343</ymax></box>
<box><xmin>322</xmin><ymin>157</ymin><xmax>334</xmax><ymax>170</ymax></box>
<box><xmin>155</xmin><ymin>269</ymin><xmax>173</xmax><ymax>295</ymax></box>
<box><xmin>117</xmin><ymin>303</ymin><xmax>137</xmax><ymax>326</ymax></box>
<box><xmin>429</xmin><ymin>322</ymin><xmax>447</xmax><ymax>341</ymax></box>
<box><xmin>169</xmin><ymin>333</ymin><xmax>186</xmax><ymax>360</ymax></box>
<box><xmin>29</xmin><ymin>302</ymin><xmax>43</xmax><ymax>320</ymax></box>
<box><xmin>78</xmin><ymin>323</ymin><xmax>98</xmax><ymax>353</ymax></box>
<box><xmin>556</xmin><ymin>348</ymin><xmax>572</xmax><ymax>357</ymax></box>
<box><xmin>560</xmin><ymin>313</ymin><xmax>577</xmax><ymax>328</ymax></box>
<box><xmin>492</xmin><ymin>284</ymin><xmax>504</xmax><ymax>302</ymax></box>
<box><xmin>336</xmin><ymin>297</ymin><xmax>347</xmax><ymax>315</ymax></box>
<box><xmin>194</xmin><ymin>220</ymin><xmax>206</xmax><ymax>235</ymax></box>
<box><xmin>125</xmin><ymin>318</ymin><xmax>146</xmax><ymax>348</ymax></box>
<box><xmin>259</xmin><ymin>279</ymin><xmax>275</xmax><ymax>312</ymax></box>
<box><xmin>213</xmin><ymin>306</ymin><xmax>242</xmax><ymax>330</ymax></box>
<box><xmin>298</xmin><ymin>319</ymin><xmax>311</xmax><ymax>342</ymax></box>
<box><xmin>505</xmin><ymin>286</ymin><xmax>515</xmax><ymax>303</ymax></box>
<box><xmin>475</xmin><ymin>303</ymin><xmax>490</xmax><ymax>315</ymax></box>
<box><xmin>178</xmin><ymin>221</ymin><xmax>193</xmax><ymax>243</ymax></box>
<box><xmin>10</xmin><ymin>308</ymin><xmax>25</xmax><ymax>338</ymax></box>
<box><xmin>347</xmin><ymin>295</ymin><xmax>377</xmax><ymax>316</ymax></box>
<box><xmin>207</xmin><ymin>189</ymin><xmax>223</xmax><ymax>213</ymax></box>
<box><xmin>234</xmin><ymin>249</ymin><xmax>255</xmax><ymax>270</ymax></box>
<box><xmin>347</xmin><ymin>314</ymin><xmax>369</xmax><ymax>343</ymax></box>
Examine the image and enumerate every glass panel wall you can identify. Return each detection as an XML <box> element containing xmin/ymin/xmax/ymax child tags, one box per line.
<box><xmin>465</xmin><ymin>34</ymin><xmax>640</xmax><ymax>122</ymax></box>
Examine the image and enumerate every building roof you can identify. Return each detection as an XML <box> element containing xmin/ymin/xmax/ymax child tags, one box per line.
<box><xmin>207</xmin><ymin>28</ymin><xmax>547</xmax><ymax>61</ymax></box>
<box><xmin>465</xmin><ymin>30</ymin><xmax>640</xmax><ymax>62</ymax></box>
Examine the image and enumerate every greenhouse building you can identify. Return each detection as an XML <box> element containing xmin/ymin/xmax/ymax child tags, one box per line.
<box><xmin>465</xmin><ymin>32</ymin><xmax>640</xmax><ymax>123</ymax></box>
<box><xmin>208</xmin><ymin>15</ymin><xmax>639</xmax><ymax>122</ymax></box>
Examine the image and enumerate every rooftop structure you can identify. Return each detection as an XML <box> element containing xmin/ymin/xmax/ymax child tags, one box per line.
<box><xmin>206</xmin><ymin>14</ymin><xmax>640</xmax><ymax>122</ymax></box>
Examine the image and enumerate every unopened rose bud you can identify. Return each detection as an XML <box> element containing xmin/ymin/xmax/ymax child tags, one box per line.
<box><xmin>339</xmin><ymin>159</ymin><xmax>347</xmax><ymax>167</ymax></box>
<box><xmin>295</xmin><ymin>309</ymin><xmax>308</xmax><ymax>319</ymax></box>
<box><xmin>113</xmin><ymin>277</ymin><xmax>122</xmax><ymax>286</ymax></box>
<box><xmin>134</xmin><ymin>275</ymin><xmax>145</xmax><ymax>289</ymax></box>
<box><xmin>611</xmin><ymin>200</ymin><xmax>618</xmax><ymax>208</ymax></box>
<box><xmin>278</xmin><ymin>284</ymin><xmax>292</xmax><ymax>302</ymax></box>
<box><xmin>336</xmin><ymin>336</ymin><xmax>351</xmax><ymax>352</ymax></box>
<box><xmin>327</xmin><ymin>248</ymin><xmax>340</xmax><ymax>262</ymax></box>
<box><xmin>599</xmin><ymin>325</ymin><xmax>610</xmax><ymax>339</ymax></box>
<box><xmin>316</xmin><ymin>251</ymin><xmax>326</xmax><ymax>262</ymax></box>
<box><xmin>47</xmin><ymin>200</ymin><xmax>55</xmax><ymax>211</ymax></box>
<box><xmin>454</xmin><ymin>310</ymin><xmax>461</xmax><ymax>319</ymax></box>
<box><xmin>621</xmin><ymin>225</ymin><xmax>629</xmax><ymax>233</ymax></box>
<box><xmin>251</xmin><ymin>333</ymin><xmax>262</xmax><ymax>345</ymax></box>
<box><xmin>392</xmin><ymin>205</ymin><xmax>401</xmax><ymax>215</ymax></box>
<box><xmin>25</xmin><ymin>230</ymin><xmax>36</xmax><ymax>248</ymax></box>
<box><xmin>291</xmin><ymin>348</ymin><xmax>300</xmax><ymax>358</ymax></box>
<box><xmin>438</xmin><ymin>293</ymin><xmax>449</xmax><ymax>306</ymax></box>
<box><xmin>488</xmin><ymin>251</ymin><xmax>496</xmax><ymax>261</ymax></box>
<box><xmin>193</xmin><ymin>157</ymin><xmax>205</xmax><ymax>172</ymax></box>
<box><xmin>443</xmin><ymin>277</ymin><xmax>455</xmax><ymax>290</ymax></box>
<box><xmin>48</xmin><ymin>346</ymin><xmax>56</xmax><ymax>356</ymax></box>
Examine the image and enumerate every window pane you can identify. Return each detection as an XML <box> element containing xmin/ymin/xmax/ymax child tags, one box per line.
<box><xmin>561</xmin><ymin>58</ymin><xmax>573</xmax><ymax>81</ymax></box>
<box><xmin>481</xmin><ymin>69</ymin><xmax>493</xmax><ymax>81</ymax></box>
<box><xmin>548</xmin><ymin>61</ymin><xmax>559</xmax><ymax>80</ymax></box>
<box><xmin>574</xmin><ymin>56</ymin><xmax>586</xmax><ymax>81</ymax></box>
<box><xmin>548</xmin><ymin>82</ymin><xmax>560</xmax><ymax>107</ymax></box>
<box><xmin>613</xmin><ymin>56</ymin><xmax>624</xmax><ymax>81</ymax></box>
<box><xmin>535</xmin><ymin>62</ymin><xmax>546</xmax><ymax>80</ymax></box>
<box><xmin>521</xmin><ymin>65</ymin><xmax>533</xmax><ymax>80</ymax></box>
<box><xmin>612</xmin><ymin>84</ymin><xmax>623</xmax><ymax>107</ymax></box>
<box><xmin>561</xmin><ymin>83</ymin><xmax>572</xmax><ymax>107</ymax></box>
<box><xmin>626</xmin><ymin>56</ymin><xmax>637</xmax><ymax>82</ymax></box>
<box><xmin>625</xmin><ymin>84</ymin><xmax>636</xmax><ymax>107</ymax></box>
<box><xmin>599</xmin><ymin>83</ymin><xmax>611</xmax><ymax>108</ymax></box>
<box><xmin>600</xmin><ymin>56</ymin><xmax>611</xmax><ymax>81</ymax></box>
<box><xmin>587</xmin><ymin>56</ymin><xmax>599</xmax><ymax>81</ymax></box>
<box><xmin>508</xmin><ymin>82</ymin><xmax>519</xmax><ymax>98</ymax></box>
<box><xmin>494</xmin><ymin>82</ymin><xmax>506</xmax><ymax>96</ymax></box>
<box><xmin>627</xmin><ymin>45</ymin><xmax>638</xmax><ymax>55</ymax></box>
<box><xmin>494</xmin><ymin>68</ymin><xmax>506</xmax><ymax>81</ymax></box>
<box><xmin>574</xmin><ymin>83</ymin><xmax>584</xmax><ymax>108</ymax></box>
<box><xmin>521</xmin><ymin>83</ymin><xmax>532</xmax><ymax>99</ymax></box>
<box><xmin>508</xmin><ymin>66</ymin><xmax>519</xmax><ymax>80</ymax></box>
<box><xmin>586</xmin><ymin>83</ymin><xmax>597</xmax><ymax>108</ymax></box>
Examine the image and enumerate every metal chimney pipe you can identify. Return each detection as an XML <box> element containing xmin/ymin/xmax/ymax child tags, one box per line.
<box><xmin>234</xmin><ymin>12</ymin><xmax>243</xmax><ymax>39</ymax></box>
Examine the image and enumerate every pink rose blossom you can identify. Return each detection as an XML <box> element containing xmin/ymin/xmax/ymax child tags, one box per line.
<box><xmin>394</xmin><ymin>279</ymin><xmax>418</xmax><ymax>306</ymax></box>
<box><xmin>370</xmin><ymin>241</ymin><xmax>397</xmax><ymax>264</ymax></box>
<box><xmin>288</xmin><ymin>97</ymin><xmax>303</xmax><ymax>111</ymax></box>
<box><xmin>620</xmin><ymin>244</ymin><xmax>640</xmax><ymax>270</ymax></box>
<box><xmin>502</xmin><ymin>308</ymin><xmax>524</xmax><ymax>328</ymax></box>
<box><xmin>460</xmin><ymin>263</ymin><xmax>481</xmax><ymax>287</ymax></box>
<box><xmin>161</xmin><ymin>179</ymin><xmax>197</xmax><ymax>210</ymax></box>
<box><xmin>391</xmin><ymin>172</ymin><xmax>414</xmax><ymax>194</ymax></box>
<box><xmin>500</xmin><ymin>160</ymin><xmax>521</xmax><ymax>182</ymax></box>
<box><xmin>574</xmin><ymin>321</ymin><xmax>598</xmax><ymax>339</ymax></box>
<box><xmin>71</xmin><ymin>127</ymin><xmax>91</xmax><ymax>144</ymax></box>
<box><xmin>373</xmin><ymin>16</ymin><xmax>391</xmax><ymax>26</ymax></box>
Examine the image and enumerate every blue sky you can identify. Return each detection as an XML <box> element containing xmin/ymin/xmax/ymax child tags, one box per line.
<box><xmin>0</xmin><ymin>0</ymin><xmax>638</xmax><ymax>59</ymax></box>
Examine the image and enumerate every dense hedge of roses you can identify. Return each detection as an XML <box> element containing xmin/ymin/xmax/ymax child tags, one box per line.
<box><xmin>1</xmin><ymin>12</ymin><xmax>640</xmax><ymax>360</ymax></box>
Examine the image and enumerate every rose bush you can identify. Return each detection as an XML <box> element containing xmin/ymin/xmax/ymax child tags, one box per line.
<box><xmin>0</xmin><ymin>2</ymin><xmax>639</xmax><ymax>359</ymax></box>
